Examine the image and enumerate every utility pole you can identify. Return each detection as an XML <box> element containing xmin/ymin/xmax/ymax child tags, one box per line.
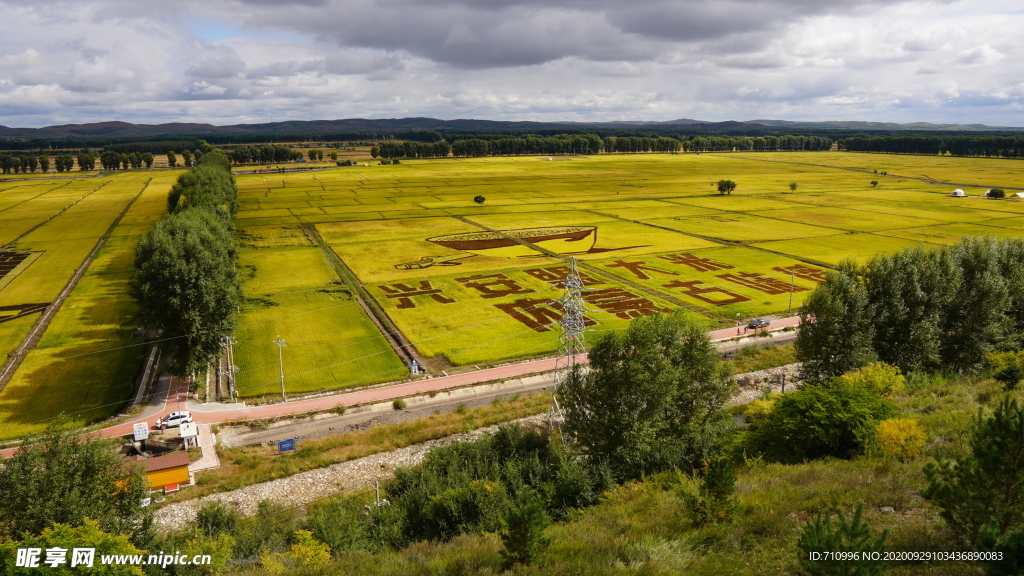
<box><xmin>788</xmin><ymin>268</ymin><xmax>795</xmax><ymax>315</ymax></box>
<box><xmin>551</xmin><ymin>257</ymin><xmax>589</xmax><ymax>437</ymax></box>
<box><xmin>273</xmin><ymin>335</ymin><xmax>288</xmax><ymax>402</ymax></box>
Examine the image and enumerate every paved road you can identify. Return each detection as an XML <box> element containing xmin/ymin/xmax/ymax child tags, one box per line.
<box><xmin>1</xmin><ymin>316</ymin><xmax>800</xmax><ymax>456</ymax></box>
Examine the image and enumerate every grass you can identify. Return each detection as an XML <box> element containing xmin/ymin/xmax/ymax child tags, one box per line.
<box><xmin>171</xmin><ymin>391</ymin><xmax>551</xmax><ymax>501</ymax></box>
<box><xmin>725</xmin><ymin>343</ymin><xmax>797</xmax><ymax>374</ymax></box>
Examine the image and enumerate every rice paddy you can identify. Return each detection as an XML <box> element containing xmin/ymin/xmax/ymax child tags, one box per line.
<box><xmin>231</xmin><ymin>152</ymin><xmax>1023</xmax><ymax>369</ymax></box>
<box><xmin>0</xmin><ymin>150</ymin><xmax>1022</xmax><ymax>438</ymax></box>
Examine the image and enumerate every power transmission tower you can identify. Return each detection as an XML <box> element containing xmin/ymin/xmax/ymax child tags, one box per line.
<box><xmin>550</xmin><ymin>257</ymin><xmax>589</xmax><ymax>435</ymax></box>
<box><xmin>273</xmin><ymin>335</ymin><xmax>288</xmax><ymax>402</ymax></box>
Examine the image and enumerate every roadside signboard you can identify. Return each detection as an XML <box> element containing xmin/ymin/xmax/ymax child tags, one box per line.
<box><xmin>278</xmin><ymin>438</ymin><xmax>296</xmax><ymax>453</ymax></box>
<box><xmin>133</xmin><ymin>422</ymin><xmax>149</xmax><ymax>442</ymax></box>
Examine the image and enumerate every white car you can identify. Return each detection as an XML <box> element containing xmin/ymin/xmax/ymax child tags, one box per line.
<box><xmin>155</xmin><ymin>411</ymin><xmax>192</xmax><ymax>430</ymax></box>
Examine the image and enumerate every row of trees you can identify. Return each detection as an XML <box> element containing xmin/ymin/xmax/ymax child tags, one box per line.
<box><xmin>131</xmin><ymin>147</ymin><xmax>241</xmax><ymax>377</ymax></box>
<box><xmin>98</xmin><ymin>151</ymin><xmax>155</xmax><ymax>170</ymax></box>
<box><xmin>0</xmin><ymin>152</ymin><xmax>156</xmax><ymax>173</ymax></box>
<box><xmin>368</xmin><ymin>133</ymin><xmax>834</xmax><ymax>159</ymax></box>
<box><xmin>372</xmin><ymin>140</ymin><xmax>451</xmax><ymax>159</ymax></box>
<box><xmin>841</xmin><ymin>134</ymin><xmax>1024</xmax><ymax>158</ymax></box>
<box><xmin>226</xmin><ymin>144</ymin><xmax>304</xmax><ymax>165</ymax></box>
<box><xmin>796</xmin><ymin>236</ymin><xmax>1024</xmax><ymax>383</ymax></box>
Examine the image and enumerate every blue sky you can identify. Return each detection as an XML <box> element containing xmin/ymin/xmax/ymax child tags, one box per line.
<box><xmin>0</xmin><ymin>0</ymin><xmax>1021</xmax><ymax>128</ymax></box>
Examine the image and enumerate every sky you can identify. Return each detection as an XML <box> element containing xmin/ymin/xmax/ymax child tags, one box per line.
<box><xmin>0</xmin><ymin>0</ymin><xmax>1022</xmax><ymax>128</ymax></box>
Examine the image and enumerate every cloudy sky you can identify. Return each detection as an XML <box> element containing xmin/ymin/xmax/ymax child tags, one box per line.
<box><xmin>1</xmin><ymin>0</ymin><xmax>1022</xmax><ymax>127</ymax></box>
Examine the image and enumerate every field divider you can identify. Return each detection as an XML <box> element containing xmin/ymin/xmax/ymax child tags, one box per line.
<box><xmin>0</xmin><ymin>178</ymin><xmax>152</xmax><ymax>392</ymax></box>
<box><xmin>299</xmin><ymin>223</ymin><xmax>422</xmax><ymax>368</ymax></box>
<box><xmin>450</xmin><ymin>214</ymin><xmax>726</xmax><ymax>322</ymax></box>
<box><xmin>581</xmin><ymin>209</ymin><xmax>837</xmax><ymax>270</ymax></box>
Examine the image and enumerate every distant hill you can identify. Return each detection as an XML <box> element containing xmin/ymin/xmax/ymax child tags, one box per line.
<box><xmin>0</xmin><ymin>117</ymin><xmax>1021</xmax><ymax>142</ymax></box>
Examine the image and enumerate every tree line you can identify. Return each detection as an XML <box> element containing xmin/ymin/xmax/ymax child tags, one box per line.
<box><xmin>98</xmin><ymin>151</ymin><xmax>155</xmax><ymax>170</ymax></box>
<box><xmin>841</xmin><ymin>134</ymin><xmax>1024</xmax><ymax>158</ymax></box>
<box><xmin>131</xmin><ymin>146</ymin><xmax>241</xmax><ymax>377</ymax></box>
<box><xmin>796</xmin><ymin>235</ymin><xmax>1024</xmax><ymax>382</ymax></box>
<box><xmin>372</xmin><ymin>141</ymin><xmax>451</xmax><ymax>159</ymax></box>
<box><xmin>0</xmin><ymin>152</ymin><xmax>155</xmax><ymax>173</ymax></box>
<box><xmin>372</xmin><ymin>133</ymin><xmax>833</xmax><ymax>159</ymax></box>
<box><xmin>225</xmin><ymin>144</ymin><xmax>304</xmax><ymax>165</ymax></box>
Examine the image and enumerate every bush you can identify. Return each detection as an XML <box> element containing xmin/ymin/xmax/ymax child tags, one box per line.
<box><xmin>392</xmin><ymin>398</ymin><xmax>406</xmax><ymax>410</ymax></box>
<box><xmin>421</xmin><ymin>479</ymin><xmax>510</xmax><ymax>541</ymax></box>
<box><xmin>994</xmin><ymin>365</ymin><xmax>1023</xmax><ymax>392</ymax></box>
<box><xmin>303</xmin><ymin>497</ymin><xmax>375</xmax><ymax>555</ymax></box>
<box><xmin>684</xmin><ymin>458</ymin><xmax>737</xmax><ymax>527</ymax></box>
<box><xmin>837</xmin><ymin>362</ymin><xmax>906</xmax><ymax>398</ymax></box>
<box><xmin>500</xmin><ymin>491</ymin><xmax>551</xmax><ymax>569</ymax></box>
<box><xmin>797</xmin><ymin>503</ymin><xmax>887</xmax><ymax>576</ymax></box>
<box><xmin>747</xmin><ymin>381</ymin><xmax>898</xmax><ymax>463</ymax></box>
<box><xmin>196</xmin><ymin>501</ymin><xmax>240</xmax><ymax>538</ymax></box>
<box><xmin>987</xmin><ymin>351</ymin><xmax>1024</xmax><ymax>373</ymax></box>
<box><xmin>923</xmin><ymin>397</ymin><xmax>1024</xmax><ymax>546</ymax></box>
<box><xmin>875</xmin><ymin>418</ymin><xmax>926</xmax><ymax>460</ymax></box>
<box><xmin>988</xmin><ymin>188</ymin><xmax>1006</xmax><ymax>199</ymax></box>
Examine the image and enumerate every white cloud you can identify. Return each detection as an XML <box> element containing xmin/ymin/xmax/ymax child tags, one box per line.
<box><xmin>0</xmin><ymin>0</ymin><xmax>1020</xmax><ymax>126</ymax></box>
<box><xmin>951</xmin><ymin>44</ymin><xmax>1005</xmax><ymax>67</ymax></box>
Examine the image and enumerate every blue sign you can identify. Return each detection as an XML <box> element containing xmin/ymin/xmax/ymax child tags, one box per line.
<box><xmin>278</xmin><ymin>438</ymin><xmax>296</xmax><ymax>452</ymax></box>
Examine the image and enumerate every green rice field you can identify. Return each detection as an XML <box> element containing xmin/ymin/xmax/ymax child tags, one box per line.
<box><xmin>230</xmin><ymin>152</ymin><xmax>1023</xmax><ymax>368</ymax></box>
<box><xmin>1</xmin><ymin>151</ymin><xmax>1022</xmax><ymax>439</ymax></box>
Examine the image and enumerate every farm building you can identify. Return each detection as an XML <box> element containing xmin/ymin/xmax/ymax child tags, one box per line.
<box><xmin>143</xmin><ymin>452</ymin><xmax>190</xmax><ymax>492</ymax></box>
<box><xmin>950</xmin><ymin>189</ymin><xmax>965</xmax><ymax>197</ymax></box>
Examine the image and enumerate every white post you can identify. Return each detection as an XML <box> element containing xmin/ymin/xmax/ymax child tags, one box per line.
<box><xmin>273</xmin><ymin>335</ymin><xmax>288</xmax><ymax>402</ymax></box>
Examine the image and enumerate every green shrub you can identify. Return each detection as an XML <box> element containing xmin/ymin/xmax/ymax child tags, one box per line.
<box><xmin>422</xmin><ymin>479</ymin><xmax>510</xmax><ymax>541</ymax></box>
<box><xmin>500</xmin><ymin>491</ymin><xmax>551</xmax><ymax>569</ymax></box>
<box><xmin>837</xmin><ymin>362</ymin><xmax>905</xmax><ymax>398</ymax></box>
<box><xmin>979</xmin><ymin>523</ymin><xmax>1024</xmax><ymax>576</ymax></box>
<box><xmin>232</xmin><ymin>500</ymin><xmax>299</xmax><ymax>560</ymax></box>
<box><xmin>683</xmin><ymin>457</ymin><xmax>737</xmax><ymax>527</ymax></box>
<box><xmin>797</xmin><ymin>503</ymin><xmax>887</xmax><ymax>576</ymax></box>
<box><xmin>196</xmin><ymin>500</ymin><xmax>240</xmax><ymax>538</ymax></box>
<box><xmin>748</xmin><ymin>381</ymin><xmax>898</xmax><ymax>463</ymax></box>
<box><xmin>392</xmin><ymin>398</ymin><xmax>406</xmax><ymax>410</ymax></box>
<box><xmin>994</xmin><ymin>365</ymin><xmax>1023</xmax><ymax>392</ymax></box>
<box><xmin>304</xmin><ymin>497</ymin><xmax>376</xmax><ymax>555</ymax></box>
<box><xmin>923</xmin><ymin>397</ymin><xmax>1024</xmax><ymax>548</ymax></box>
<box><xmin>988</xmin><ymin>188</ymin><xmax>1006</xmax><ymax>199</ymax></box>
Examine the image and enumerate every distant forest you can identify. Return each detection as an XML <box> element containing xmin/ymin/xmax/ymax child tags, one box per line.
<box><xmin>840</xmin><ymin>134</ymin><xmax>1024</xmax><ymax>158</ymax></box>
<box><xmin>370</xmin><ymin>133</ymin><xmax>832</xmax><ymax>159</ymax></box>
<box><xmin>2</xmin><ymin>123</ymin><xmax>1024</xmax><ymax>161</ymax></box>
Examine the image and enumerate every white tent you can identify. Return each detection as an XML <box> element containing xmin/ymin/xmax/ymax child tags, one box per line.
<box><xmin>1015</xmin><ymin>192</ymin><xmax>1024</xmax><ymax>199</ymax></box>
<box><xmin>950</xmin><ymin>189</ymin><xmax>965</xmax><ymax>197</ymax></box>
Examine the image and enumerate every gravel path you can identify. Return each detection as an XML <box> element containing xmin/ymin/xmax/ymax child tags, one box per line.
<box><xmin>155</xmin><ymin>414</ymin><xmax>549</xmax><ymax>531</ymax></box>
